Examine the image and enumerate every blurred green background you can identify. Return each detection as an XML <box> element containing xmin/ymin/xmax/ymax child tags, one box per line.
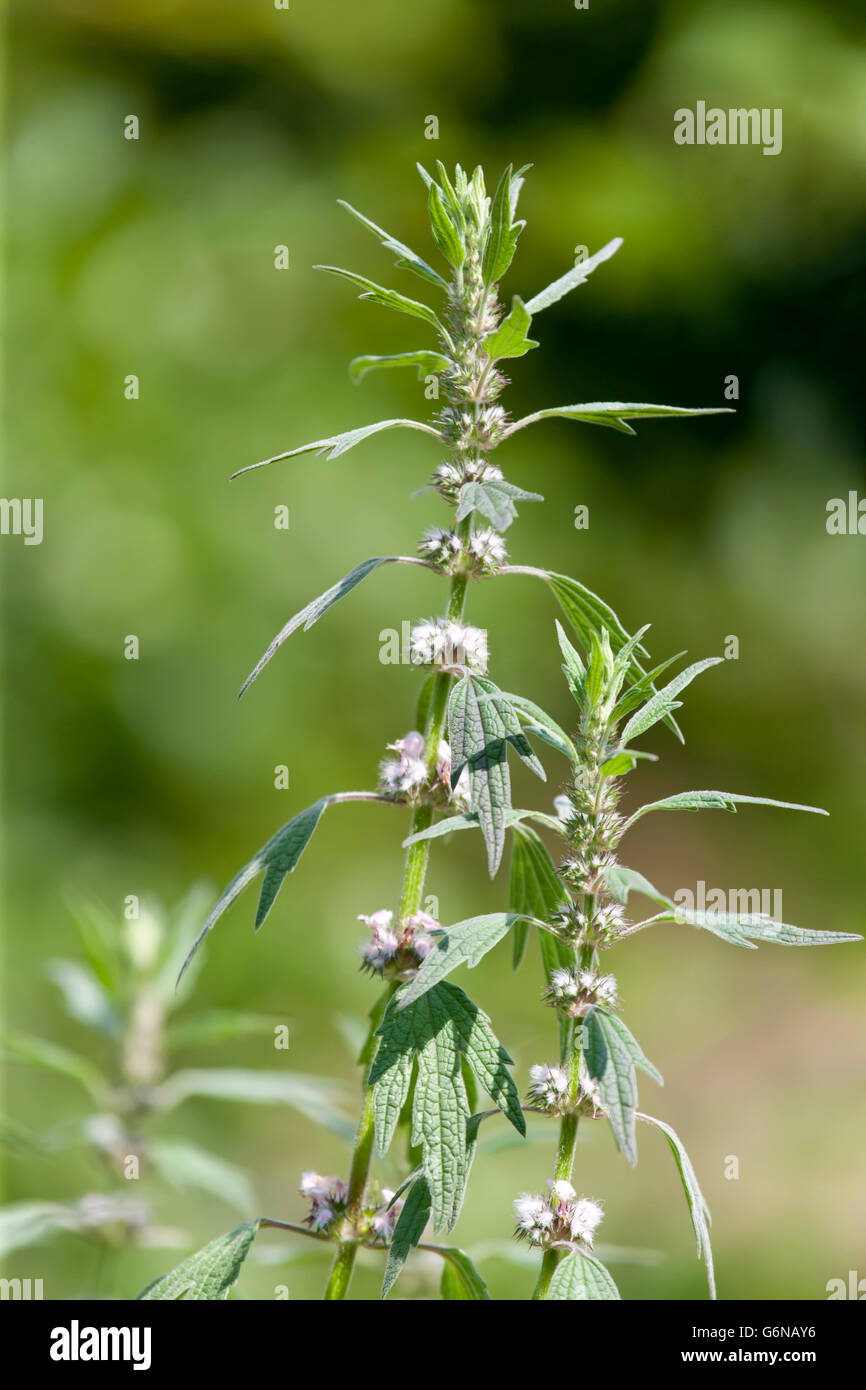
<box><xmin>3</xmin><ymin>0</ymin><xmax>865</xmax><ymax>1300</ymax></box>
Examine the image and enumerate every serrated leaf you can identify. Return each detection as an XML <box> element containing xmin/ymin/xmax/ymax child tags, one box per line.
<box><xmin>509</xmin><ymin>824</ymin><xmax>569</xmax><ymax>973</ymax></box>
<box><xmin>448</xmin><ymin>676</ymin><xmax>545</xmax><ymax>876</ymax></box>
<box><xmin>232</xmin><ymin>417</ymin><xmax>441</xmax><ymax>478</ymax></box>
<box><xmin>316</xmin><ymin>264</ymin><xmax>447</xmax><ymax>337</ymax></box>
<box><xmin>668</xmin><ymin>909</ymin><xmax>861</xmax><ymax>949</ymax></box>
<box><xmin>337</xmin><ymin>199</ymin><xmax>448</xmax><ymax>288</ymax></box>
<box><xmin>483</xmin><ymin>295</ymin><xmax>538</xmax><ymax>361</ymax></box>
<box><xmin>402</xmin><ymin>806</ymin><xmax>554</xmax><ymax>849</ymax></box>
<box><xmin>583</xmin><ymin>1007</ymin><xmax>661</xmax><ymax>1167</ymax></box>
<box><xmin>349</xmin><ymin>349</ymin><xmax>452</xmax><ymax>383</ymax></box>
<box><xmin>240</xmin><ymin>557</ymin><xmax>398</xmax><ymax>695</ymax></box>
<box><xmin>621</xmin><ymin>658</ymin><xmax>723</xmax><ymax>745</ymax></box>
<box><xmin>137</xmin><ymin>1221</ymin><xmax>259</xmax><ymax>1300</ymax></box>
<box><xmin>482</xmin><ymin>164</ymin><xmax>524</xmax><ymax>285</ymax></box>
<box><xmin>611</xmin><ymin>655</ymin><xmax>688</xmax><ymax>728</ymax></box>
<box><xmin>503</xmin><ymin>690</ymin><xmax>577</xmax><ymax>761</ymax></box>
<box><xmin>507</xmin><ymin>402</ymin><xmax>733</xmax><ymax>438</ymax></box>
<box><xmin>625</xmin><ymin>789</ymin><xmax>829</xmax><ymax>828</ymax></box>
<box><xmin>398</xmin><ymin>914</ymin><xmax>520</xmax><ymax>1008</ymax></box>
<box><xmin>547</xmin><ymin>1248</ymin><xmax>621</xmax><ymax>1300</ymax></box>
<box><xmin>455</xmin><ymin>478</ymin><xmax>542</xmax><ymax>530</ymax></box>
<box><xmin>637</xmin><ymin>1112</ymin><xmax>715</xmax><ymax>1299</ymax></box>
<box><xmin>525</xmin><ymin>237</ymin><xmax>623</xmax><ymax>315</ymax></box>
<box><xmin>428</xmin><ymin>181</ymin><xmax>464</xmax><ymax>267</ymax></box>
<box><xmin>371</xmin><ymin>983</ymin><xmax>523</xmax><ymax>1230</ymax></box>
<box><xmin>382</xmin><ymin>1175</ymin><xmax>431</xmax><ymax>1299</ymax></box>
<box><xmin>155</xmin><ymin>1068</ymin><xmax>353</xmax><ymax>1138</ymax></box>
<box><xmin>438</xmin><ymin>1247</ymin><xmax>491</xmax><ymax>1299</ymax></box>
<box><xmin>149</xmin><ymin>1140</ymin><xmax>256</xmax><ymax>1216</ymax></box>
<box><xmin>179</xmin><ymin>801</ymin><xmax>328</xmax><ymax>981</ymax></box>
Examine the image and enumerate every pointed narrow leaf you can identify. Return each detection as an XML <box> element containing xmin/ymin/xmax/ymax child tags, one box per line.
<box><xmin>482</xmin><ymin>164</ymin><xmax>523</xmax><ymax>286</ymax></box>
<box><xmin>316</xmin><ymin>265</ymin><xmax>448</xmax><ymax>336</ymax></box>
<box><xmin>509</xmin><ymin>825</ymin><xmax>569</xmax><ymax>972</ymax></box>
<box><xmin>349</xmin><ymin>349</ymin><xmax>452</xmax><ymax>383</ymax></box>
<box><xmin>621</xmin><ymin>658</ymin><xmax>722</xmax><ymax>745</ymax></box>
<box><xmin>240</xmin><ymin>557</ymin><xmax>401</xmax><ymax>695</ymax></box>
<box><xmin>583</xmin><ymin>1007</ymin><xmax>661</xmax><ymax>1167</ymax></box>
<box><xmin>625</xmin><ymin>789</ymin><xmax>829</xmax><ymax>828</ymax></box>
<box><xmin>382</xmin><ymin>1176</ymin><xmax>431</xmax><ymax>1298</ymax></box>
<box><xmin>148</xmin><ymin>1140</ymin><xmax>256</xmax><ymax>1216</ymax></box>
<box><xmin>503</xmin><ymin>691</ymin><xmax>577</xmax><ymax>761</ymax></box>
<box><xmin>398</xmin><ymin>914</ymin><xmax>520</xmax><ymax>1008</ymax></box>
<box><xmin>402</xmin><ymin>806</ymin><xmax>553</xmax><ymax>848</ymax></box>
<box><xmin>547</xmin><ymin>1248</ymin><xmax>621</xmax><ymax>1300</ymax></box>
<box><xmin>232</xmin><ymin>417</ymin><xmax>441</xmax><ymax>477</ymax></box>
<box><xmin>179</xmin><ymin>801</ymin><xmax>328</xmax><ymax>981</ymax></box>
<box><xmin>428</xmin><ymin>182</ymin><xmax>464</xmax><ymax>268</ymax></box>
<box><xmin>137</xmin><ymin>1221</ymin><xmax>259</xmax><ymax>1300</ymax></box>
<box><xmin>337</xmin><ymin>199</ymin><xmax>448</xmax><ymax>288</ymax></box>
<box><xmin>507</xmin><ymin>402</ymin><xmax>733</xmax><ymax>438</ymax></box>
<box><xmin>637</xmin><ymin>1112</ymin><xmax>715</xmax><ymax>1299</ymax></box>
<box><xmin>525</xmin><ymin>237</ymin><xmax>623</xmax><ymax>315</ymax></box>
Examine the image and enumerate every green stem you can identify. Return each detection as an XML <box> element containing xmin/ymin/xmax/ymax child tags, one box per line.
<box><xmin>323</xmin><ymin>567</ymin><xmax>469</xmax><ymax>1300</ymax></box>
<box><xmin>532</xmin><ymin>1009</ymin><xmax>585</xmax><ymax>1299</ymax></box>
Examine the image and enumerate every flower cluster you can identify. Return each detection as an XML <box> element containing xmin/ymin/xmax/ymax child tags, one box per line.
<box><xmin>514</xmin><ymin>1180</ymin><xmax>604</xmax><ymax>1249</ymax></box>
<box><xmin>378</xmin><ymin>731</ymin><xmax>470</xmax><ymax>808</ymax></box>
<box><xmin>438</xmin><ymin>404</ymin><xmax>508</xmax><ymax>453</ymax></box>
<box><xmin>409</xmin><ymin>618</ymin><xmax>488</xmax><ymax>673</ymax></box>
<box><xmin>432</xmin><ymin>456</ymin><xmax>504</xmax><ymax>503</ymax></box>
<box><xmin>526</xmin><ymin>1062</ymin><xmax>570</xmax><ymax>1111</ymax></box>
<box><xmin>300</xmin><ymin>1173</ymin><xmax>404</xmax><ymax>1244</ymax></box>
<box><xmin>543</xmin><ymin>966</ymin><xmax>619</xmax><ymax>1016</ymax></box>
<box><xmin>550</xmin><ymin>898</ymin><xmax>626</xmax><ymax>949</ymax></box>
<box><xmin>526</xmin><ymin>1058</ymin><xmax>606</xmax><ymax>1117</ymax></box>
<box><xmin>358</xmin><ymin>909</ymin><xmax>437</xmax><ymax>979</ymax></box>
<box><xmin>300</xmin><ymin>1172</ymin><xmax>348</xmax><ymax>1233</ymax></box>
<box><xmin>418</xmin><ymin>526</ymin><xmax>507</xmax><ymax>577</ymax></box>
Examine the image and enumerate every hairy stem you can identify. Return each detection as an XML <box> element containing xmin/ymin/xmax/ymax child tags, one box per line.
<box><xmin>323</xmin><ymin>566</ymin><xmax>469</xmax><ymax>1300</ymax></box>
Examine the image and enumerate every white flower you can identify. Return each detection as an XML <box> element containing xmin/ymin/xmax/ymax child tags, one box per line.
<box><xmin>300</xmin><ymin>1172</ymin><xmax>347</xmax><ymax>1233</ymax></box>
<box><xmin>514</xmin><ymin>1183</ymin><xmax>604</xmax><ymax>1248</ymax></box>
<box><xmin>379</xmin><ymin>731</ymin><xmax>428</xmax><ymax>798</ymax></box>
<box><xmin>410</xmin><ymin>618</ymin><xmax>488</xmax><ymax>673</ymax></box>
<box><xmin>419</xmin><ymin>526</ymin><xmax>463</xmax><ymax>568</ymax></box>
<box><xmin>514</xmin><ymin>1193</ymin><xmax>554</xmax><ymax>1243</ymax></box>
<box><xmin>468</xmin><ymin>527</ymin><xmax>507</xmax><ymax>572</ymax></box>
<box><xmin>527</xmin><ymin>1062</ymin><xmax>569</xmax><ymax>1109</ymax></box>
<box><xmin>569</xmin><ymin>1197</ymin><xmax>604</xmax><ymax>1246</ymax></box>
<box><xmin>436</xmin><ymin>739</ymin><xmax>472</xmax><ymax>810</ymax></box>
<box><xmin>369</xmin><ymin>1188</ymin><xmax>404</xmax><ymax>1241</ymax></box>
<box><xmin>358</xmin><ymin>909</ymin><xmax>400</xmax><ymax>970</ymax></box>
<box><xmin>300</xmin><ymin>1171</ymin><xmax>331</xmax><ymax>1198</ymax></box>
<box><xmin>402</xmin><ymin>911</ymin><xmax>439</xmax><ymax>961</ymax></box>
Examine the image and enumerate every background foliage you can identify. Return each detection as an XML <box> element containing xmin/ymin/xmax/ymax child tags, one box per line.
<box><xmin>3</xmin><ymin>0</ymin><xmax>865</xmax><ymax>1299</ymax></box>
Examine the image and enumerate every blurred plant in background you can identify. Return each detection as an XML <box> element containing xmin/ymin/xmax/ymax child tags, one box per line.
<box><xmin>1</xmin><ymin>892</ymin><xmax>352</xmax><ymax>1294</ymax></box>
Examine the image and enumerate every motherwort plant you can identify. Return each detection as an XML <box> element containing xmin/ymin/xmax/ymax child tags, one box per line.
<box><xmin>140</xmin><ymin>165</ymin><xmax>859</xmax><ymax>1302</ymax></box>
